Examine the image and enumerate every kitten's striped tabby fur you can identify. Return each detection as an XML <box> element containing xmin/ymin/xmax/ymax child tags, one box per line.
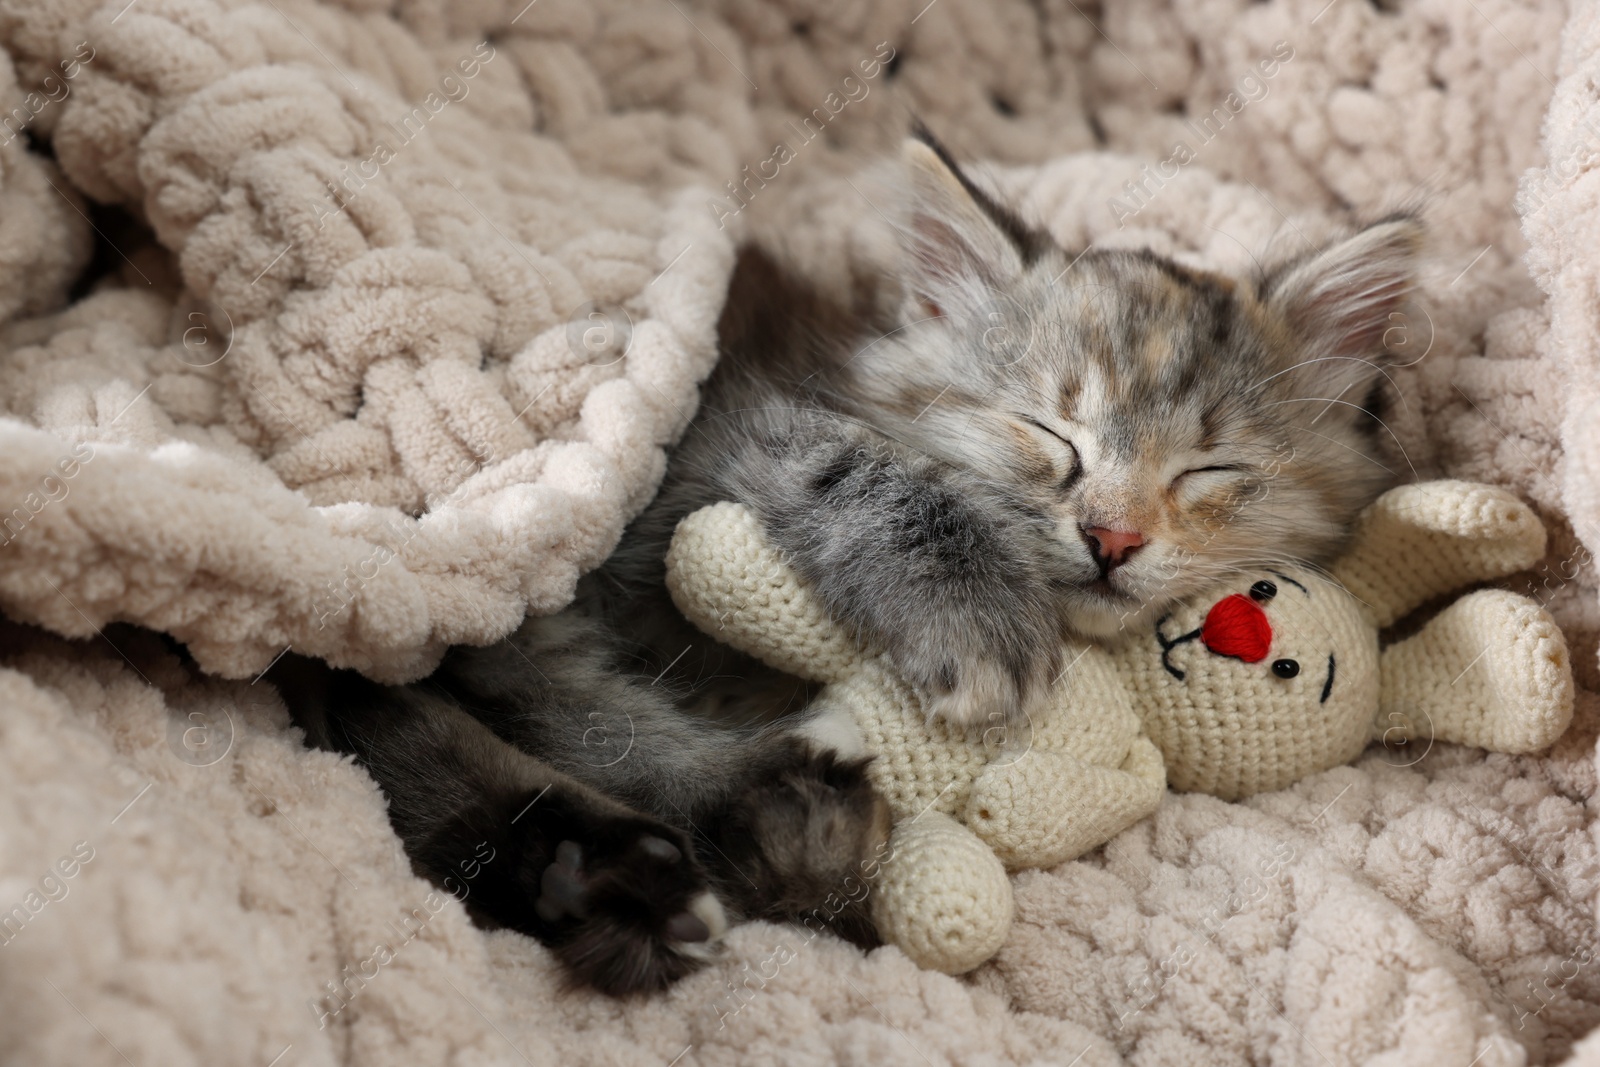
<box><xmin>276</xmin><ymin>129</ymin><xmax>1421</xmax><ymax>994</ymax></box>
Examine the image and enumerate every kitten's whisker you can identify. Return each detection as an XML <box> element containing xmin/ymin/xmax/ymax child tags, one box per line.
<box><xmin>1265</xmin><ymin>396</ymin><xmax>1420</xmax><ymax>483</ymax></box>
<box><xmin>1204</xmin><ymin>223</ymin><xmax>1267</xmax><ymax>278</ymax></box>
<box><xmin>1249</xmin><ymin>354</ymin><xmax>1406</xmax><ymax>417</ymax></box>
<box><xmin>1291</xmin><ymin>424</ymin><xmax>1395</xmax><ymax>474</ymax></box>
<box><xmin>1308</xmin><ymin>379</ymin><xmax>1357</xmax><ymax>426</ymax></box>
<box><xmin>838</xmin><ymin>315</ymin><xmax>942</xmax><ymax>373</ymax></box>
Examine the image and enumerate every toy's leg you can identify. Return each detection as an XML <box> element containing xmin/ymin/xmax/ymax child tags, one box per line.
<box><xmin>966</xmin><ymin>739</ymin><xmax>1166</xmax><ymax>869</ymax></box>
<box><xmin>870</xmin><ymin>811</ymin><xmax>1013</xmax><ymax>975</ymax></box>
<box><xmin>1378</xmin><ymin>589</ymin><xmax>1573</xmax><ymax>753</ymax></box>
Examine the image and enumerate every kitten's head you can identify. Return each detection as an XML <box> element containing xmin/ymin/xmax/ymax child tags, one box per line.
<box><xmin>853</xmin><ymin>132</ymin><xmax>1422</xmax><ymax>639</ymax></box>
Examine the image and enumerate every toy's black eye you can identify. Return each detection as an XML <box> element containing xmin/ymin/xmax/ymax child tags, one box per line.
<box><xmin>1250</xmin><ymin>580</ymin><xmax>1277</xmax><ymax>603</ymax></box>
<box><xmin>1271</xmin><ymin>659</ymin><xmax>1299</xmax><ymax>679</ymax></box>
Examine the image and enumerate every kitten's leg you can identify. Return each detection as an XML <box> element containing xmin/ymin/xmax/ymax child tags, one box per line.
<box><xmin>271</xmin><ymin>655</ymin><xmax>728</xmax><ymax>994</ymax></box>
<box><xmin>692</xmin><ymin>403</ymin><xmax>1069</xmax><ymax>728</ymax></box>
<box><xmin>437</xmin><ymin>613</ymin><xmax>891</xmax><ymax>947</ymax></box>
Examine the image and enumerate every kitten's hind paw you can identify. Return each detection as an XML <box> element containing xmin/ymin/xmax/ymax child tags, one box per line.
<box><xmin>527</xmin><ymin>815</ymin><xmax>729</xmax><ymax>994</ymax></box>
<box><xmin>706</xmin><ymin>745</ymin><xmax>891</xmax><ymax>948</ymax></box>
<box><xmin>537</xmin><ymin>835</ymin><xmax>727</xmax><ymax>950</ymax></box>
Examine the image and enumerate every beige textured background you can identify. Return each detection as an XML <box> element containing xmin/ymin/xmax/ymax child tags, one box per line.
<box><xmin>0</xmin><ymin>0</ymin><xmax>1595</xmax><ymax>1064</ymax></box>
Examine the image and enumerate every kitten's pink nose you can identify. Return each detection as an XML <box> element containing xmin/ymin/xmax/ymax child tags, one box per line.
<box><xmin>1082</xmin><ymin>526</ymin><xmax>1145</xmax><ymax>571</ymax></box>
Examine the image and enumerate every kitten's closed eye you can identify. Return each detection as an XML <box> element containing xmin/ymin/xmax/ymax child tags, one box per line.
<box><xmin>1016</xmin><ymin>415</ymin><xmax>1082</xmax><ymax>490</ymax></box>
<box><xmin>701</xmin><ymin>127</ymin><xmax>1422</xmax><ymax>731</ymax></box>
<box><xmin>1172</xmin><ymin>464</ymin><xmax>1249</xmax><ymax>493</ymax></box>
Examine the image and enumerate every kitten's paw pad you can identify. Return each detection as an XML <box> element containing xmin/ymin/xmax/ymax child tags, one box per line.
<box><xmin>535</xmin><ymin>840</ymin><xmax>590</xmax><ymax>922</ymax></box>
<box><xmin>638</xmin><ymin>835</ymin><xmax>682</xmax><ymax>864</ymax></box>
<box><xmin>670</xmin><ymin>891</ymin><xmax>729</xmax><ymax>949</ymax></box>
<box><xmin>535</xmin><ymin>833</ymin><xmax>703</xmax><ymax>923</ymax></box>
<box><xmin>665</xmin><ymin>907</ymin><xmax>710</xmax><ymax>942</ymax></box>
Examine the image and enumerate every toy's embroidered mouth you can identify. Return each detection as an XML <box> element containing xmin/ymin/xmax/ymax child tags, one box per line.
<box><xmin>1155</xmin><ymin>614</ymin><xmax>1201</xmax><ymax>680</ymax></box>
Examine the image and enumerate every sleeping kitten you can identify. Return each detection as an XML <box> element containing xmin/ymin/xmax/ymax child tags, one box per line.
<box><xmin>276</xmin><ymin>129</ymin><xmax>1420</xmax><ymax>994</ymax></box>
<box><xmin>626</xmin><ymin>133</ymin><xmax>1420</xmax><ymax>728</ymax></box>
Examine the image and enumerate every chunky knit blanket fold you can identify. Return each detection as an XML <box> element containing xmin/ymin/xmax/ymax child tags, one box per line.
<box><xmin>0</xmin><ymin>1</ymin><xmax>1597</xmax><ymax>1065</ymax></box>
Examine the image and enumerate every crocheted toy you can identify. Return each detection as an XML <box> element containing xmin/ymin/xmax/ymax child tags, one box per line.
<box><xmin>664</xmin><ymin>480</ymin><xmax>1574</xmax><ymax>974</ymax></box>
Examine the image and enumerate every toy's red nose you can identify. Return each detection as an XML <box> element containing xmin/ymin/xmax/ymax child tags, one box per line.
<box><xmin>1201</xmin><ymin>594</ymin><xmax>1272</xmax><ymax>663</ymax></box>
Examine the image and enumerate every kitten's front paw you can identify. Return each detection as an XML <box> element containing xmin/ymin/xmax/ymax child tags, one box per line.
<box><xmin>528</xmin><ymin>818</ymin><xmax>728</xmax><ymax>994</ymax></box>
<box><xmin>901</xmin><ymin>644</ymin><xmax>1060</xmax><ymax>730</ymax></box>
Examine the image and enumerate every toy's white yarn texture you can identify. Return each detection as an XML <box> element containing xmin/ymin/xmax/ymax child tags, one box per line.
<box><xmin>0</xmin><ymin>0</ymin><xmax>1596</xmax><ymax>1060</ymax></box>
<box><xmin>1113</xmin><ymin>559</ymin><xmax>1382</xmax><ymax>800</ymax></box>
<box><xmin>1118</xmin><ymin>481</ymin><xmax>1572</xmax><ymax>800</ymax></box>
<box><xmin>666</xmin><ymin>502</ymin><xmax>863</xmax><ymax>686</ymax></box>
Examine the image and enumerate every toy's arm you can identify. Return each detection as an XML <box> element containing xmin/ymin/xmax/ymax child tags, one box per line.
<box><xmin>1332</xmin><ymin>481</ymin><xmax>1546</xmax><ymax>628</ymax></box>
<box><xmin>666</xmin><ymin>503</ymin><xmax>865</xmax><ymax>685</ymax></box>
<box><xmin>1375</xmin><ymin>589</ymin><xmax>1573</xmax><ymax>753</ymax></box>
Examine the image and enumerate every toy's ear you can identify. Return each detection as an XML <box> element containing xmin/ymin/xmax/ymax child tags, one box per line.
<box><xmin>1331</xmin><ymin>481</ymin><xmax>1546</xmax><ymax>628</ymax></box>
<box><xmin>665</xmin><ymin>503</ymin><xmax>864</xmax><ymax>684</ymax></box>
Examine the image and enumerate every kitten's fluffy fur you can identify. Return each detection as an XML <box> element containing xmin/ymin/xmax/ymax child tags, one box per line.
<box><xmin>277</xmin><ymin>130</ymin><xmax>1420</xmax><ymax>994</ymax></box>
<box><xmin>629</xmin><ymin>134</ymin><xmax>1419</xmax><ymax>727</ymax></box>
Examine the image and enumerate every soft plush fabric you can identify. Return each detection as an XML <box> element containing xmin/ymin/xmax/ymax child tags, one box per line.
<box><xmin>1</xmin><ymin>0</ymin><xmax>1598</xmax><ymax>1065</ymax></box>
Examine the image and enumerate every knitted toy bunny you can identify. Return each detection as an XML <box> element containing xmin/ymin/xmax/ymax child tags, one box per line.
<box><xmin>664</xmin><ymin>480</ymin><xmax>1574</xmax><ymax>974</ymax></box>
<box><xmin>1114</xmin><ymin>479</ymin><xmax>1573</xmax><ymax>800</ymax></box>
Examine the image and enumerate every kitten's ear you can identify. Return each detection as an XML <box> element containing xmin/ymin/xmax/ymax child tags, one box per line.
<box><xmin>1263</xmin><ymin>216</ymin><xmax>1424</xmax><ymax>365</ymax></box>
<box><xmin>899</xmin><ymin>134</ymin><xmax>1027</xmax><ymax>318</ymax></box>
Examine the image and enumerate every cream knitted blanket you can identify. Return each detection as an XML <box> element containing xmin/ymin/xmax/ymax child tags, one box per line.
<box><xmin>1</xmin><ymin>1</ymin><xmax>1597</xmax><ymax>1064</ymax></box>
